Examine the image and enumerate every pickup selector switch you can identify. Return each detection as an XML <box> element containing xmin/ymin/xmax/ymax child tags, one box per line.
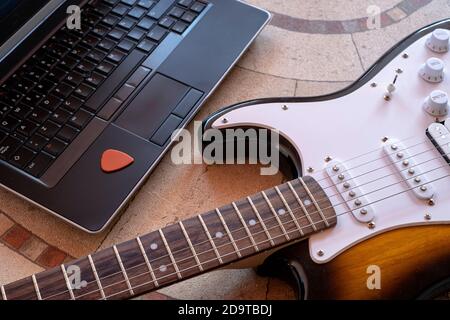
<box><xmin>420</xmin><ymin>57</ymin><xmax>444</xmax><ymax>83</ymax></box>
<box><xmin>426</xmin><ymin>29</ymin><xmax>449</xmax><ymax>53</ymax></box>
<box><xmin>423</xmin><ymin>90</ymin><xmax>449</xmax><ymax>117</ymax></box>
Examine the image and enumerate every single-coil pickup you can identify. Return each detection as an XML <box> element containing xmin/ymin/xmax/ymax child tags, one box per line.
<box><xmin>326</xmin><ymin>160</ymin><xmax>374</xmax><ymax>223</ymax></box>
<box><xmin>427</xmin><ymin>122</ymin><xmax>450</xmax><ymax>164</ymax></box>
<box><xmin>383</xmin><ymin>141</ymin><xmax>434</xmax><ymax>200</ymax></box>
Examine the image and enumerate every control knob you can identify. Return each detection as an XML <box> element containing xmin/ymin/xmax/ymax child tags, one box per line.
<box><xmin>419</xmin><ymin>57</ymin><xmax>444</xmax><ymax>83</ymax></box>
<box><xmin>426</xmin><ymin>29</ymin><xmax>449</xmax><ymax>53</ymax></box>
<box><xmin>423</xmin><ymin>90</ymin><xmax>449</xmax><ymax>117</ymax></box>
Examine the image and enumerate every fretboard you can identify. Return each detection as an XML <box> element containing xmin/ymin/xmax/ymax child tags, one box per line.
<box><xmin>0</xmin><ymin>176</ymin><xmax>337</xmax><ymax>300</ymax></box>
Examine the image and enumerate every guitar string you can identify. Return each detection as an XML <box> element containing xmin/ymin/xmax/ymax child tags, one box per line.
<box><xmin>40</xmin><ymin>146</ymin><xmax>450</xmax><ymax>299</ymax></box>
<box><xmin>76</xmin><ymin>169</ymin><xmax>450</xmax><ymax>300</ymax></box>
<box><xmin>41</xmin><ymin>159</ymin><xmax>450</xmax><ymax>300</ymax></box>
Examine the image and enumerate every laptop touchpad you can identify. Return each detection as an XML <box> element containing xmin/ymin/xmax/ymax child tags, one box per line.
<box><xmin>115</xmin><ymin>73</ymin><xmax>189</xmax><ymax>140</ymax></box>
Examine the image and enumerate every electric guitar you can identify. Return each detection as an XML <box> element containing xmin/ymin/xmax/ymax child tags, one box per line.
<box><xmin>2</xmin><ymin>19</ymin><xmax>450</xmax><ymax>300</ymax></box>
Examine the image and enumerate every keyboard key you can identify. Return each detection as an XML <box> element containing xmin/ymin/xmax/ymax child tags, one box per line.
<box><xmin>191</xmin><ymin>1</ymin><xmax>206</xmax><ymax>13</ymax></box>
<box><xmin>172</xmin><ymin>21</ymin><xmax>188</xmax><ymax>34</ymax></box>
<box><xmin>137</xmin><ymin>17</ymin><xmax>155</xmax><ymax>30</ymax></box>
<box><xmin>48</xmin><ymin>68</ymin><xmax>67</xmax><ymax>82</ymax></box>
<box><xmin>111</xmin><ymin>4</ymin><xmax>129</xmax><ymax>16</ymax></box>
<box><xmin>58</xmin><ymin>56</ymin><xmax>78</xmax><ymax>70</ymax></box>
<box><xmin>118</xmin><ymin>39</ymin><xmax>135</xmax><ymax>52</ymax></box>
<box><xmin>108</xmin><ymin>28</ymin><xmax>126</xmax><ymax>41</ymax></box>
<box><xmin>137</xmin><ymin>39</ymin><xmax>156</xmax><ymax>52</ymax></box>
<box><xmin>23</xmin><ymin>91</ymin><xmax>44</xmax><ymax>106</ymax></box>
<box><xmin>148</xmin><ymin>26</ymin><xmax>167</xmax><ymax>42</ymax></box>
<box><xmin>62</xmin><ymin>96</ymin><xmax>83</xmax><ymax>112</ymax></box>
<box><xmin>86</xmin><ymin>49</ymin><xmax>106</xmax><ymax>63</ymax></box>
<box><xmin>121</xmin><ymin>0</ymin><xmax>137</xmax><ymax>5</ymax></box>
<box><xmin>0</xmin><ymin>116</ymin><xmax>20</xmax><ymax>132</ymax></box>
<box><xmin>178</xmin><ymin>0</ymin><xmax>192</xmax><ymax>7</ymax></box>
<box><xmin>64</xmin><ymin>72</ymin><xmax>84</xmax><ymax>87</ymax></box>
<box><xmin>0</xmin><ymin>136</ymin><xmax>21</xmax><ymax>159</ymax></box>
<box><xmin>26</xmin><ymin>134</ymin><xmax>48</xmax><ymax>151</ymax></box>
<box><xmin>74</xmin><ymin>84</ymin><xmax>94</xmax><ymax>99</ymax></box>
<box><xmin>85</xmin><ymin>72</ymin><xmax>106</xmax><ymax>87</ymax></box>
<box><xmin>25</xmin><ymin>153</ymin><xmax>54</xmax><ymax>177</ymax></box>
<box><xmin>98</xmin><ymin>38</ymin><xmax>116</xmax><ymax>51</ymax></box>
<box><xmin>50</xmin><ymin>108</ymin><xmax>71</xmax><ymax>125</ymax></box>
<box><xmin>169</xmin><ymin>7</ymin><xmax>184</xmax><ymax>18</ymax></box>
<box><xmin>35</xmin><ymin>79</ymin><xmax>56</xmax><ymax>94</ymax></box>
<box><xmin>107</xmin><ymin>49</ymin><xmax>126</xmax><ymax>63</ymax></box>
<box><xmin>96</xmin><ymin>61</ymin><xmax>115</xmax><ymax>75</ymax></box>
<box><xmin>76</xmin><ymin>61</ymin><xmax>97</xmax><ymax>74</ymax></box>
<box><xmin>138</xmin><ymin>0</ymin><xmax>155</xmax><ymax>9</ymax></box>
<box><xmin>40</xmin><ymin>95</ymin><xmax>62</xmax><ymax>111</ymax></box>
<box><xmin>128</xmin><ymin>7</ymin><xmax>146</xmax><ymax>19</ymax></box>
<box><xmin>54</xmin><ymin>83</ymin><xmax>74</xmax><ymax>98</ymax></box>
<box><xmin>39</xmin><ymin>121</ymin><xmax>60</xmax><ymax>138</ymax></box>
<box><xmin>11</xmin><ymin>105</ymin><xmax>32</xmax><ymax>119</ymax></box>
<box><xmin>29</xmin><ymin>108</ymin><xmax>50</xmax><ymax>124</ymax></box>
<box><xmin>127</xmin><ymin>27</ymin><xmax>146</xmax><ymax>41</ymax></box>
<box><xmin>16</xmin><ymin>120</ymin><xmax>39</xmax><ymax>137</ymax></box>
<box><xmin>82</xmin><ymin>34</ymin><xmax>101</xmax><ymax>48</ymax></box>
<box><xmin>69</xmin><ymin>109</ymin><xmax>92</xmax><ymax>129</ymax></box>
<box><xmin>9</xmin><ymin>147</ymin><xmax>35</xmax><ymax>168</ymax></box>
<box><xmin>149</xmin><ymin>0</ymin><xmax>175</xmax><ymax>20</ymax></box>
<box><xmin>57</xmin><ymin>125</ymin><xmax>79</xmax><ymax>142</ymax></box>
<box><xmin>92</xmin><ymin>25</ymin><xmax>110</xmax><ymax>38</ymax></box>
<box><xmin>101</xmin><ymin>14</ymin><xmax>120</xmax><ymax>27</ymax></box>
<box><xmin>181</xmin><ymin>11</ymin><xmax>197</xmax><ymax>23</ymax></box>
<box><xmin>159</xmin><ymin>16</ymin><xmax>176</xmax><ymax>29</ymax></box>
<box><xmin>118</xmin><ymin>18</ymin><xmax>136</xmax><ymax>30</ymax></box>
<box><xmin>44</xmin><ymin>138</ymin><xmax>67</xmax><ymax>156</ymax></box>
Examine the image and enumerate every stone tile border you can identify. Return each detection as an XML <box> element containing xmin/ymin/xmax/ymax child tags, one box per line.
<box><xmin>0</xmin><ymin>211</ymin><xmax>75</xmax><ymax>269</ymax></box>
<box><xmin>269</xmin><ymin>0</ymin><xmax>433</xmax><ymax>34</ymax></box>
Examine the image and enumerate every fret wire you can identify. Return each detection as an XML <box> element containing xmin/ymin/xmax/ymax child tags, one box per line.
<box><xmin>113</xmin><ymin>245</ymin><xmax>135</xmax><ymax>296</ymax></box>
<box><xmin>1</xmin><ymin>284</ymin><xmax>7</xmax><ymax>301</ymax></box>
<box><xmin>61</xmin><ymin>264</ymin><xmax>75</xmax><ymax>300</ymax></box>
<box><xmin>88</xmin><ymin>254</ymin><xmax>106</xmax><ymax>300</ymax></box>
<box><xmin>31</xmin><ymin>274</ymin><xmax>42</xmax><ymax>300</ymax></box>
<box><xmin>261</xmin><ymin>191</ymin><xmax>290</xmax><ymax>240</ymax></box>
<box><xmin>298</xmin><ymin>178</ymin><xmax>330</xmax><ymax>227</ymax></box>
<box><xmin>159</xmin><ymin>229</ymin><xmax>182</xmax><ymax>279</ymax></box>
<box><xmin>231</xmin><ymin>202</ymin><xmax>259</xmax><ymax>251</ymax></box>
<box><xmin>287</xmin><ymin>181</ymin><xmax>318</xmax><ymax>231</ymax></box>
<box><xmin>216</xmin><ymin>208</ymin><xmax>242</xmax><ymax>258</ymax></box>
<box><xmin>275</xmin><ymin>186</ymin><xmax>304</xmax><ymax>236</ymax></box>
<box><xmin>179</xmin><ymin>221</ymin><xmax>204</xmax><ymax>271</ymax></box>
<box><xmin>136</xmin><ymin>237</ymin><xmax>159</xmax><ymax>287</ymax></box>
<box><xmin>247</xmin><ymin>197</ymin><xmax>275</xmax><ymax>246</ymax></box>
<box><xmin>198</xmin><ymin>215</ymin><xmax>223</xmax><ymax>264</ymax></box>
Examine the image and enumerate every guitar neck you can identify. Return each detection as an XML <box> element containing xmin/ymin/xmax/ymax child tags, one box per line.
<box><xmin>0</xmin><ymin>176</ymin><xmax>337</xmax><ymax>300</ymax></box>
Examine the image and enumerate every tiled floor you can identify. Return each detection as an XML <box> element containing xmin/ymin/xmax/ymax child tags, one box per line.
<box><xmin>1</xmin><ymin>0</ymin><xmax>450</xmax><ymax>299</ymax></box>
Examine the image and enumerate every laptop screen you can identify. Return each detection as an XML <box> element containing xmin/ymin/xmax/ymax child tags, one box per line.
<box><xmin>0</xmin><ymin>0</ymin><xmax>66</xmax><ymax>62</ymax></box>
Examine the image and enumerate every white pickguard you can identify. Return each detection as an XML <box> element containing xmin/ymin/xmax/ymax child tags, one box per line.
<box><xmin>210</xmin><ymin>31</ymin><xmax>450</xmax><ymax>264</ymax></box>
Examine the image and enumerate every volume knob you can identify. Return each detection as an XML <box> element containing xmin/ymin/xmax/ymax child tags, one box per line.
<box><xmin>419</xmin><ymin>57</ymin><xmax>444</xmax><ymax>83</ymax></box>
<box><xmin>423</xmin><ymin>90</ymin><xmax>449</xmax><ymax>117</ymax></box>
<box><xmin>426</xmin><ymin>29</ymin><xmax>449</xmax><ymax>53</ymax></box>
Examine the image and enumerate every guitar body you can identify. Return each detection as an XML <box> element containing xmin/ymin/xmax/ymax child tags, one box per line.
<box><xmin>203</xmin><ymin>19</ymin><xmax>450</xmax><ymax>299</ymax></box>
<box><xmin>259</xmin><ymin>225</ymin><xmax>450</xmax><ymax>299</ymax></box>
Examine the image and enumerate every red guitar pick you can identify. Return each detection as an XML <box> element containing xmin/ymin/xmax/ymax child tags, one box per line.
<box><xmin>101</xmin><ymin>149</ymin><xmax>134</xmax><ymax>173</ymax></box>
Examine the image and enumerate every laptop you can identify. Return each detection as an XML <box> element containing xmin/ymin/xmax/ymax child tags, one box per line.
<box><xmin>0</xmin><ymin>0</ymin><xmax>270</xmax><ymax>233</ymax></box>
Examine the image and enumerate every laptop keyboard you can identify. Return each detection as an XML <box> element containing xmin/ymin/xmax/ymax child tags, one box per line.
<box><xmin>0</xmin><ymin>0</ymin><xmax>207</xmax><ymax>178</ymax></box>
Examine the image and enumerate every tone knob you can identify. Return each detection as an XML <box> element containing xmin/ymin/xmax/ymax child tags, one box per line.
<box><xmin>419</xmin><ymin>57</ymin><xmax>444</xmax><ymax>83</ymax></box>
<box><xmin>426</xmin><ymin>29</ymin><xmax>449</xmax><ymax>53</ymax></box>
<box><xmin>423</xmin><ymin>90</ymin><xmax>449</xmax><ymax>117</ymax></box>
